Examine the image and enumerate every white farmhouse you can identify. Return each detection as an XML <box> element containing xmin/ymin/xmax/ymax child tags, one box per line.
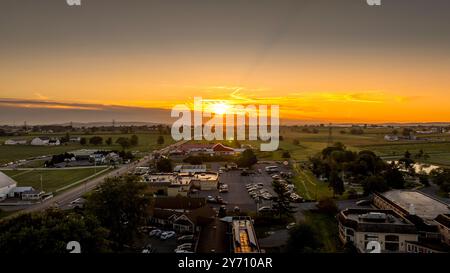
<box><xmin>31</xmin><ymin>137</ymin><xmax>50</xmax><ymax>146</ymax></box>
<box><xmin>4</xmin><ymin>139</ymin><xmax>27</xmax><ymax>145</ymax></box>
<box><xmin>384</xmin><ymin>134</ymin><xmax>399</xmax><ymax>142</ymax></box>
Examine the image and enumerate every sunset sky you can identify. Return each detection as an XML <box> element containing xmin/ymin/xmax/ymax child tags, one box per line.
<box><xmin>1</xmin><ymin>0</ymin><xmax>450</xmax><ymax>124</ymax></box>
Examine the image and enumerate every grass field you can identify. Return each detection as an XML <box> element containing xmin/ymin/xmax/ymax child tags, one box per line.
<box><xmin>240</xmin><ymin>127</ymin><xmax>450</xmax><ymax>167</ymax></box>
<box><xmin>0</xmin><ymin>133</ymin><xmax>174</xmax><ymax>165</ymax></box>
<box><xmin>361</xmin><ymin>141</ymin><xmax>450</xmax><ymax>167</ymax></box>
<box><xmin>304</xmin><ymin>211</ymin><xmax>342</xmax><ymax>253</ymax></box>
<box><xmin>292</xmin><ymin>163</ymin><xmax>334</xmax><ymax>200</ymax></box>
<box><xmin>2</xmin><ymin>167</ymin><xmax>108</xmax><ymax>193</ymax></box>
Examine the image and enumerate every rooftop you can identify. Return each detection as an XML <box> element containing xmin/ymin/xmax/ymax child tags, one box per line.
<box><xmin>0</xmin><ymin>171</ymin><xmax>17</xmax><ymax>188</ymax></box>
<box><xmin>339</xmin><ymin>208</ymin><xmax>417</xmax><ymax>234</ymax></box>
<box><xmin>382</xmin><ymin>190</ymin><xmax>450</xmax><ymax>221</ymax></box>
<box><xmin>153</xmin><ymin>196</ymin><xmax>206</xmax><ymax>210</ymax></box>
<box><xmin>231</xmin><ymin>217</ymin><xmax>260</xmax><ymax>253</ymax></box>
<box><xmin>174</xmin><ymin>164</ymin><xmax>207</xmax><ymax>172</ymax></box>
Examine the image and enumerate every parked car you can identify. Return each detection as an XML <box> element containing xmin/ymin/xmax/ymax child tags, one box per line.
<box><xmin>160</xmin><ymin>231</ymin><xmax>176</xmax><ymax>240</ymax></box>
<box><xmin>177</xmin><ymin>235</ymin><xmax>194</xmax><ymax>242</ymax></box>
<box><xmin>258</xmin><ymin>206</ymin><xmax>273</xmax><ymax>213</ymax></box>
<box><xmin>216</xmin><ymin>196</ymin><xmax>228</xmax><ymax>204</ymax></box>
<box><xmin>175</xmin><ymin>250</ymin><xmax>194</xmax><ymax>253</ymax></box>
<box><xmin>149</xmin><ymin>229</ymin><xmax>162</xmax><ymax>237</ymax></box>
<box><xmin>176</xmin><ymin>243</ymin><xmax>193</xmax><ymax>251</ymax></box>
<box><xmin>286</xmin><ymin>222</ymin><xmax>297</xmax><ymax>230</ymax></box>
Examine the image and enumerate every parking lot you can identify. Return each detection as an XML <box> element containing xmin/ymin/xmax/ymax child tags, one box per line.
<box><xmin>140</xmin><ymin>236</ymin><xmax>178</xmax><ymax>253</ymax></box>
<box><xmin>197</xmin><ymin>162</ymin><xmax>291</xmax><ymax>213</ymax></box>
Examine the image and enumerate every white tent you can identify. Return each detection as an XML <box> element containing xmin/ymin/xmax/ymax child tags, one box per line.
<box><xmin>0</xmin><ymin>171</ymin><xmax>17</xmax><ymax>199</ymax></box>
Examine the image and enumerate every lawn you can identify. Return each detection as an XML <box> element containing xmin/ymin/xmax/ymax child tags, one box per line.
<box><xmin>2</xmin><ymin>167</ymin><xmax>108</xmax><ymax>193</ymax></box>
<box><xmin>361</xmin><ymin>141</ymin><xmax>450</xmax><ymax>167</ymax></box>
<box><xmin>0</xmin><ymin>209</ymin><xmax>13</xmax><ymax>220</ymax></box>
<box><xmin>0</xmin><ymin>133</ymin><xmax>174</xmax><ymax>165</ymax></box>
<box><xmin>292</xmin><ymin>163</ymin><xmax>333</xmax><ymax>201</ymax></box>
<box><xmin>304</xmin><ymin>211</ymin><xmax>342</xmax><ymax>253</ymax></box>
<box><xmin>244</xmin><ymin>127</ymin><xmax>450</xmax><ymax>167</ymax></box>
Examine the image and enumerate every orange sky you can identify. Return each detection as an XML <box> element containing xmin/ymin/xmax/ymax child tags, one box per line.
<box><xmin>1</xmin><ymin>1</ymin><xmax>450</xmax><ymax>124</ymax></box>
<box><xmin>1</xmin><ymin>49</ymin><xmax>449</xmax><ymax>123</ymax></box>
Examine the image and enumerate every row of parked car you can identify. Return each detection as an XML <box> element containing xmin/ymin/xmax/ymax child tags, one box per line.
<box><xmin>207</xmin><ymin>195</ymin><xmax>228</xmax><ymax>204</ymax></box>
<box><xmin>271</xmin><ymin>175</ymin><xmax>304</xmax><ymax>203</ymax></box>
<box><xmin>174</xmin><ymin>234</ymin><xmax>195</xmax><ymax>253</ymax></box>
<box><xmin>149</xmin><ymin>229</ymin><xmax>176</xmax><ymax>240</ymax></box>
<box><xmin>142</xmin><ymin>231</ymin><xmax>195</xmax><ymax>253</ymax></box>
<box><xmin>246</xmin><ymin>183</ymin><xmax>273</xmax><ymax>200</ymax></box>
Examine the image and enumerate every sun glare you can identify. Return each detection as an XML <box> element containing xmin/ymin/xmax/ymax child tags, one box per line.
<box><xmin>211</xmin><ymin>102</ymin><xmax>229</xmax><ymax>115</ymax></box>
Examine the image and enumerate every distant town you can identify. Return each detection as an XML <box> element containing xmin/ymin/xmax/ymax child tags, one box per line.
<box><xmin>0</xmin><ymin>122</ymin><xmax>449</xmax><ymax>253</ymax></box>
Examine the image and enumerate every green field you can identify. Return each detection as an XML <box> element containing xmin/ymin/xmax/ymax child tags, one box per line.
<box><xmin>0</xmin><ymin>133</ymin><xmax>173</xmax><ymax>165</ymax></box>
<box><xmin>361</xmin><ymin>142</ymin><xmax>450</xmax><ymax>167</ymax></box>
<box><xmin>291</xmin><ymin>163</ymin><xmax>335</xmax><ymax>200</ymax></box>
<box><xmin>304</xmin><ymin>211</ymin><xmax>342</xmax><ymax>253</ymax></box>
<box><xmin>236</xmin><ymin>127</ymin><xmax>450</xmax><ymax>167</ymax></box>
<box><xmin>2</xmin><ymin>167</ymin><xmax>108</xmax><ymax>193</ymax></box>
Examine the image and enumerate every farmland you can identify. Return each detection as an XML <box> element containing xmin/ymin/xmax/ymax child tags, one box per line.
<box><xmin>255</xmin><ymin>127</ymin><xmax>450</xmax><ymax>167</ymax></box>
<box><xmin>0</xmin><ymin>133</ymin><xmax>173</xmax><ymax>165</ymax></box>
<box><xmin>2</xmin><ymin>167</ymin><xmax>108</xmax><ymax>193</ymax></box>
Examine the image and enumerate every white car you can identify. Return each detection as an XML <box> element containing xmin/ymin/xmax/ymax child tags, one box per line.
<box><xmin>149</xmin><ymin>229</ymin><xmax>162</xmax><ymax>237</ymax></box>
<box><xmin>175</xmin><ymin>250</ymin><xmax>194</xmax><ymax>253</ymax></box>
<box><xmin>160</xmin><ymin>231</ymin><xmax>176</xmax><ymax>240</ymax></box>
<box><xmin>176</xmin><ymin>243</ymin><xmax>193</xmax><ymax>251</ymax></box>
<box><xmin>286</xmin><ymin>222</ymin><xmax>297</xmax><ymax>230</ymax></box>
<box><xmin>258</xmin><ymin>206</ymin><xmax>273</xmax><ymax>213</ymax></box>
<box><xmin>177</xmin><ymin>235</ymin><xmax>194</xmax><ymax>242</ymax></box>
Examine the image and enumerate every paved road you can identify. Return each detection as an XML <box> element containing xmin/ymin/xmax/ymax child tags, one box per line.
<box><xmin>418</xmin><ymin>183</ymin><xmax>450</xmax><ymax>204</ymax></box>
<box><xmin>4</xmin><ymin>140</ymin><xmax>186</xmax><ymax>217</ymax></box>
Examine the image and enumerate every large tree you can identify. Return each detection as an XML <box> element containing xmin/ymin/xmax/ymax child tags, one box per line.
<box><xmin>272</xmin><ymin>180</ymin><xmax>296</xmax><ymax>218</ymax></box>
<box><xmin>362</xmin><ymin>175</ymin><xmax>389</xmax><ymax>195</ymax></box>
<box><xmin>328</xmin><ymin>170</ymin><xmax>345</xmax><ymax>197</ymax></box>
<box><xmin>430</xmin><ymin>168</ymin><xmax>450</xmax><ymax>193</ymax></box>
<box><xmin>130</xmin><ymin>135</ymin><xmax>139</xmax><ymax>146</ymax></box>
<box><xmin>89</xmin><ymin>136</ymin><xmax>103</xmax><ymax>146</ymax></box>
<box><xmin>286</xmin><ymin>223</ymin><xmax>322</xmax><ymax>253</ymax></box>
<box><xmin>0</xmin><ymin>209</ymin><xmax>111</xmax><ymax>253</ymax></box>
<box><xmin>156</xmin><ymin>158</ymin><xmax>173</xmax><ymax>172</ymax></box>
<box><xmin>85</xmin><ymin>175</ymin><xmax>151</xmax><ymax>249</ymax></box>
<box><xmin>236</xmin><ymin>149</ymin><xmax>257</xmax><ymax>168</ymax></box>
<box><xmin>116</xmin><ymin>137</ymin><xmax>131</xmax><ymax>150</ymax></box>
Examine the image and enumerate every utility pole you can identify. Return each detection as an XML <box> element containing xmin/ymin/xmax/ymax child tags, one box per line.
<box><xmin>40</xmin><ymin>174</ymin><xmax>43</xmax><ymax>192</ymax></box>
<box><xmin>327</xmin><ymin>123</ymin><xmax>333</xmax><ymax>146</ymax></box>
